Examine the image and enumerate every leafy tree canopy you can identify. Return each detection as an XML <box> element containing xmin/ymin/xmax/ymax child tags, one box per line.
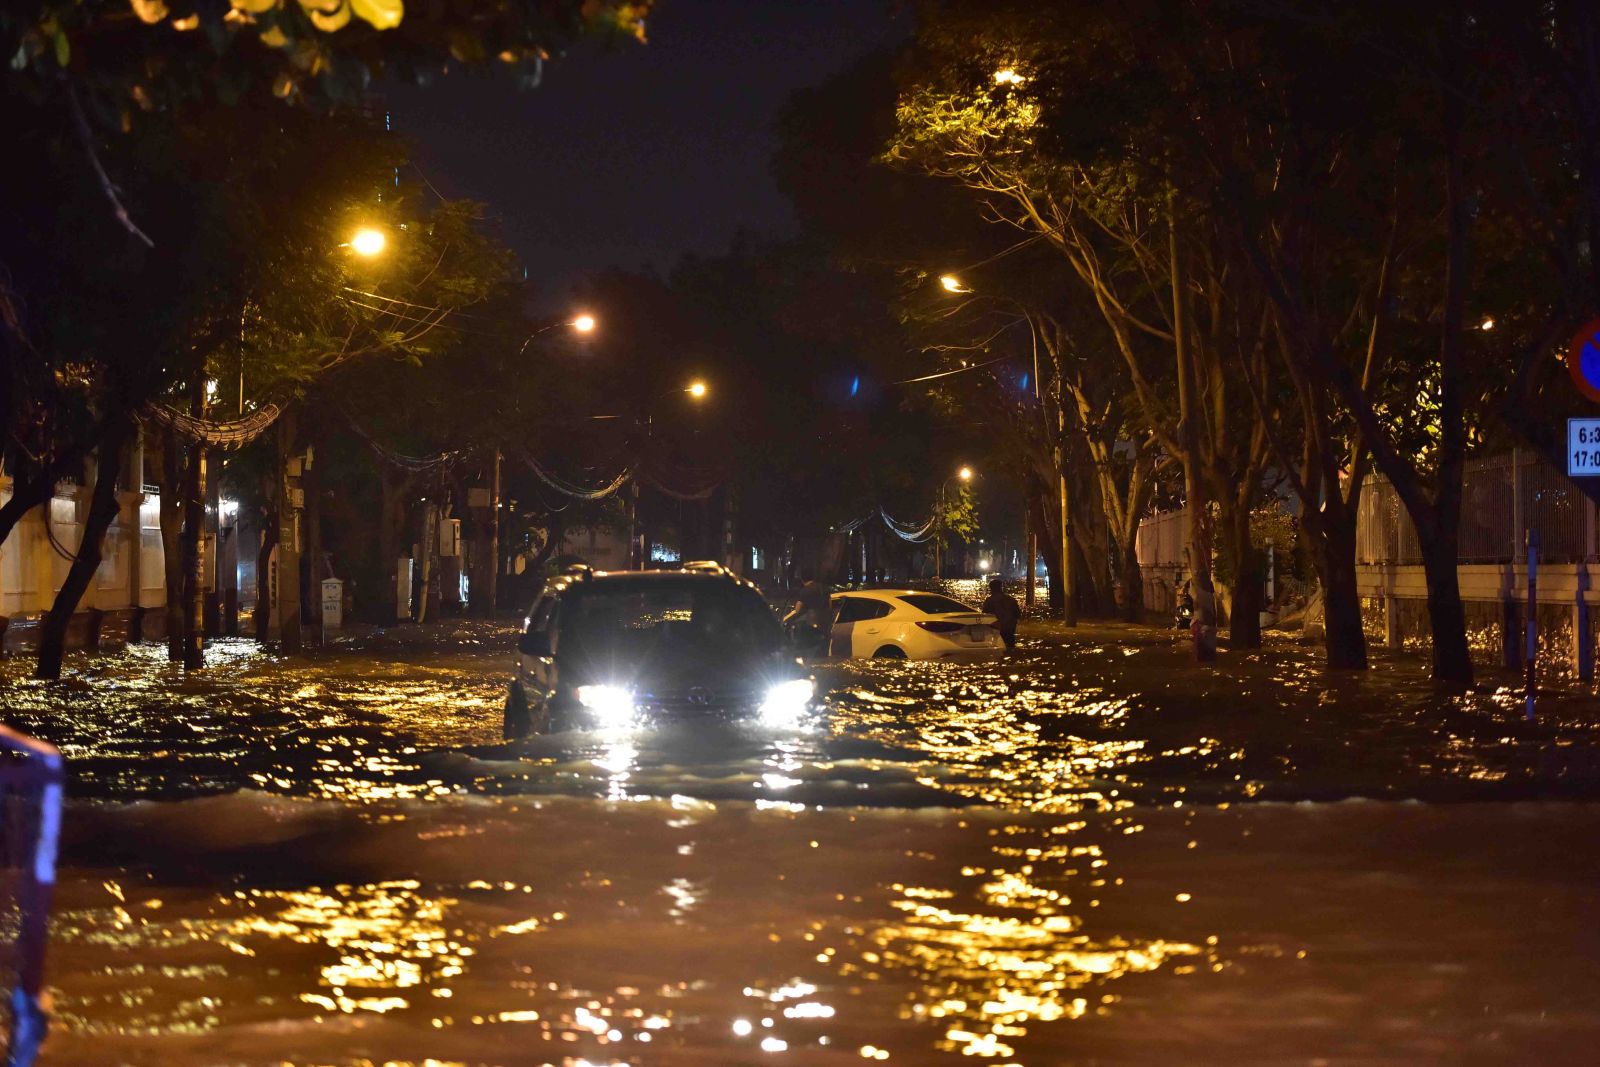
<box><xmin>4</xmin><ymin>0</ymin><xmax>649</xmax><ymax>115</ymax></box>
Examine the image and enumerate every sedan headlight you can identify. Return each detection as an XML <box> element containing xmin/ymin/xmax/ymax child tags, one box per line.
<box><xmin>759</xmin><ymin>677</ymin><xmax>815</xmax><ymax>727</ymax></box>
<box><xmin>575</xmin><ymin>684</ymin><xmax>637</xmax><ymax>727</ymax></box>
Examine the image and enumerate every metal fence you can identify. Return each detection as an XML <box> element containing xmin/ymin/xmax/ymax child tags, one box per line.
<box><xmin>1135</xmin><ymin>509</ymin><xmax>1185</xmax><ymax>569</ymax></box>
<box><xmin>1357</xmin><ymin>450</ymin><xmax>1599</xmax><ymax>565</ymax></box>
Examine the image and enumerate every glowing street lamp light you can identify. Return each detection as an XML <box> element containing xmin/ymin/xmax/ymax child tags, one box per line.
<box><xmin>935</xmin><ymin>465</ymin><xmax>975</xmax><ymax>579</ymax></box>
<box><xmin>349</xmin><ymin>227</ymin><xmax>386</xmax><ymax>257</ymax></box>
<box><xmin>572</xmin><ymin>313</ymin><xmax>597</xmax><ymax>333</ymax></box>
<box><xmin>939</xmin><ymin>274</ymin><xmax>971</xmax><ymax>294</ymax></box>
<box><xmin>687</xmin><ymin>380</ymin><xmax>709</xmax><ymax>400</ymax></box>
<box><xmin>994</xmin><ymin>68</ymin><xmax>1024</xmax><ymax>86</ymax></box>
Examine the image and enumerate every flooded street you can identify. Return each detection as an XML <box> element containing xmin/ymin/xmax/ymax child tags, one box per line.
<box><xmin>5</xmin><ymin>621</ymin><xmax>1600</xmax><ymax>1065</ymax></box>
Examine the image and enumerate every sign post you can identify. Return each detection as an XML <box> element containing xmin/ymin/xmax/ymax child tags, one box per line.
<box><xmin>1525</xmin><ymin>530</ymin><xmax>1538</xmax><ymax>722</ymax></box>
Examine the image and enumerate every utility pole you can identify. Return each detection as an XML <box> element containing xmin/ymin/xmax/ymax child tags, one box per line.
<box><xmin>1057</xmin><ymin>448</ymin><xmax>1074</xmax><ymax>626</ymax></box>
<box><xmin>1028</xmin><ymin>310</ymin><xmax>1073</xmax><ymax>626</ymax></box>
<box><xmin>276</xmin><ymin>409</ymin><xmax>302</xmax><ymax>652</ymax></box>
<box><xmin>1023</xmin><ymin>506</ymin><xmax>1036</xmax><ymax>607</ymax></box>
<box><xmin>180</xmin><ymin>381</ymin><xmax>207</xmax><ymax>670</ymax></box>
<box><xmin>489</xmin><ymin>449</ymin><xmax>501</xmax><ymax>610</ymax></box>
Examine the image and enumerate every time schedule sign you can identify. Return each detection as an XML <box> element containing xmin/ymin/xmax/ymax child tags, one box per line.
<box><xmin>1570</xmin><ymin>417</ymin><xmax>1600</xmax><ymax>477</ymax></box>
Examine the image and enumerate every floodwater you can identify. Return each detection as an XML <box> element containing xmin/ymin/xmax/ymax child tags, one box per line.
<box><xmin>3</xmin><ymin>620</ymin><xmax>1600</xmax><ymax>1065</ymax></box>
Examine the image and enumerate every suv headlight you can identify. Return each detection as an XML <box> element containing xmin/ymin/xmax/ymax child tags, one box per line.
<box><xmin>759</xmin><ymin>678</ymin><xmax>814</xmax><ymax>727</ymax></box>
<box><xmin>575</xmin><ymin>685</ymin><xmax>636</xmax><ymax>727</ymax></box>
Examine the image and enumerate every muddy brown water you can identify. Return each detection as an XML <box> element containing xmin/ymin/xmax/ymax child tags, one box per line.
<box><xmin>2</xmin><ymin>620</ymin><xmax>1598</xmax><ymax>1065</ymax></box>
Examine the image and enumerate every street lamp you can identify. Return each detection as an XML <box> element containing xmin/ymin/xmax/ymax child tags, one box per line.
<box><xmin>936</xmin><ymin>275</ymin><xmax>1073</xmax><ymax>625</ymax></box>
<box><xmin>518</xmin><ymin>313</ymin><xmax>599</xmax><ymax>358</ymax></box>
<box><xmin>686</xmin><ymin>380</ymin><xmax>708</xmax><ymax>400</ymax></box>
<box><xmin>349</xmin><ymin>227</ymin><xmax>386</xmax><ymax>257</ymax></box>
<box><xmin>935</xmin><ymin>465</ymin><xmax>975</xmax><ymax>580</ymax></box>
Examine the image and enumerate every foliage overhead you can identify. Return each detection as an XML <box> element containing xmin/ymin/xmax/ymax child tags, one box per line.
<box><xmin>4</xmin><ymin>1</ymin><xmax>650</xmax><ymax>114</ymax></box>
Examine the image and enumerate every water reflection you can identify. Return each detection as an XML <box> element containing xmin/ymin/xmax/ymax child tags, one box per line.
<box><xmin>15</xmin><ymin>619</ymin><xmax>1600</xmax><ymax>1063</ymax></box>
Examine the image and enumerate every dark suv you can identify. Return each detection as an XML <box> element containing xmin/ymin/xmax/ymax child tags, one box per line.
<box><xmin>504</xmin><ymin>568</ymin><xmax>813</xmax><ymax>738</ymax></box>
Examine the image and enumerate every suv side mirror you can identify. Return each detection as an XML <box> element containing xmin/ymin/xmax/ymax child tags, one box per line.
<box><xmin>518</xmin><ymin>630</ymin><xmax>552</xmax><ymax>658</ymax></box>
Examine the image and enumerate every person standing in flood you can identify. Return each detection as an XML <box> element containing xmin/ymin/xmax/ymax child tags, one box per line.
<box><xmin>786</xmin><ymin>569</ymin><xmax>833</xmax><ymax>657</ymax></box>
<box><xmin>982</xmin><ymin>578</ymin><xmax>1021</xmax><ymax>652</ymax></box>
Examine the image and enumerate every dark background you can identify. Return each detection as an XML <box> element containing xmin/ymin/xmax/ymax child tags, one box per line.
<box><xmin>384</xmin><ymin>0</ymin><xmax>905</xmax><ymax>305</ymax></box>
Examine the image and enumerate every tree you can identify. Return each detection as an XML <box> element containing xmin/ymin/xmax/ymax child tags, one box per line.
<box><xmin>2</xmin><ymin>1</ymin><xmax>640</xmax><ymax>674</ymax></box>
<box><xmin>885</xmin><ymin>11</ymin><xmax>1279</xmax><ymax>654</ymax></box>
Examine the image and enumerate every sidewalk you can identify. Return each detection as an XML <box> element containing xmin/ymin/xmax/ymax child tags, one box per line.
<box><xmin>1015</xmin><ymin>615</ymin><xmax>1600</xmax><ymax>715</ymax></box>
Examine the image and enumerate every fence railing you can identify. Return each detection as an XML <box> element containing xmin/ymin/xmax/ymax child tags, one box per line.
<box><xmin>0</xmin><ymin>727</ymin><xmax>63</xmax><ymax>1067</ymax></box>
<box><xmin>1357</xmin><ymin>450</ymin><xmax>1599</xmax><ymax>565</ymax></box>
<box><xmin>1135</xmin><ymin>449</ymin><xmax>1600</xmax><ymax>572</ymax></box>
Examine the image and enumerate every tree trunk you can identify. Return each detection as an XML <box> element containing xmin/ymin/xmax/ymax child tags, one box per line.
<box><xmin>302</xmin><ymin>444</ymin><xmax>321</xmax><ymax>638</ymax></box>
<box><xmin>377</xmin><ymin>469</ymin><xmax>407</xmax><ymax>624</ymax></box>
<box><xmin>1116</xmin><ymin>533</ymin><xmax>1143</xmax><ymax>623</ymax></box>
<box><xmin>1222</xmin><ymin>502</ymin><xmax>1264</xmax><ymax>649</ymax></box>
<box><xmin>1419</xmin><ymin>528</ymin><xmax>1474</xmax><ymax>685</ymax></box>
<box><xmin>1070</xmin><ymin>468</ymin><xmax>1112</xmax><ymax>615</ymax></box>
<box><xmin>1316</xmin><ymin>529</ymin><xmax>1369</xmax><ymax>670</ymax></box>
<box><xmin>35</xmin><ymin>421</ymin><xmax>129</xmax><ymax>680</ymax></box>
<box><xmin>254</xmin><ymin>509</ymin><xmax>276</xmax><ymax>642</ymax></box>
<box><xmin>159</xmin><ymin>434</ymin><xmax>185</xmax><ymax>662</ymax></box>
<box><xmin>416</xmin><ymin>504</ymin><xmax>436</xmax><ymax>624</ymax></box>
<box><xmin>275</xmin><ymin>409</ymin><xmax>302</xmax><ymax>651</ymax></box>
<box><xmin>1170</xmin><ymin>205</ymin><xmax>1216</xmax><ymax>661</ymax></box>
<box><xmin>179</xmin><ymin>429</ymin><xmax>206</xmax><ymax>671</ymax></box>
<box><xmin>1030</xmin><ymin>492</ymin><xmax>1065</xmax><ymax>614</ymax></box>
<box><xmin>0</xmin><ymin>468</ymin><xmax>60</xmax><ymax>551</ymax></box>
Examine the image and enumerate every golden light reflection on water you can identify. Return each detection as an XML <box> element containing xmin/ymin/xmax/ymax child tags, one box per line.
<box><xmin>836</xmin><ymin>816</ymin><xmax>1210</xmax><ymax>1060</ymax></box>
<box><xmin>29</xmin><ymin>618</ymin><xmax>1594</xmax><ymax>1063</ymax></box>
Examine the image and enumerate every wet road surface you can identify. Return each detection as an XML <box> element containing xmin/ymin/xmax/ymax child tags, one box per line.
<box><xmin>3</xmin><ymin>620</ymin><xmax>1600</xmax><ymax>1065</ymax></box>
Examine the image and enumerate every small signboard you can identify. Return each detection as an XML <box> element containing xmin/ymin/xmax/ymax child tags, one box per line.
<box><xmin>1568</xmin><ymin>317</ymin><xmax>1600</xmax><ymax>403</ymax></box>
<box><xmin>1569</xmin><ymin>417</ymin><xmax>1600</xmax><ymax>477</ymax></box>
<box><xmin>321</xmin><ymin>578</ymin><xmax>344</xmax><ymax>631</ymax></box>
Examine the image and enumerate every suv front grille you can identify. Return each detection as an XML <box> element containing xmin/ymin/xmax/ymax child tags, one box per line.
<box><xmin>635</xmin><ymin>687</ymin><xmax>763</xmax><ymax>715</ymax></box>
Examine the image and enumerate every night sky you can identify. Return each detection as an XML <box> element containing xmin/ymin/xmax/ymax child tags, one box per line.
<box><xmin>384</xmin><ymin>0</ymin><xmax>905</xmax><ymax>305</ymax></box>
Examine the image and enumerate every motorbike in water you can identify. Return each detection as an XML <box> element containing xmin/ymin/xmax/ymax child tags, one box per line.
<box><xmin>1173</xmin><ymin>590</ymin><xmax>1195</xmax><ymax>631</ymax></box>
<box><xmin>781</xmin><ymin>608</ymin><xmax>829</xmax><ymax>658</ymax></box>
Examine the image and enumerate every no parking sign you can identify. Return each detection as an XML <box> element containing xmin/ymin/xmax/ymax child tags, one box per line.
<box><xmin>1568</xmin><ymin>318</ymin><xmax>1600</xmax><ymax>477</ymax></box>
<box><xmin>1568</xmin><ymin>317</ymin><xmax>1600</xmax><ymax>403</ymax></box>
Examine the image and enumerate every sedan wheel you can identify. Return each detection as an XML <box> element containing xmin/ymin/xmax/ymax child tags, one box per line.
<box><xmin>872</xmin><ymin>645</ymin><xmax>906</xmax><ymax>660</ymax></box>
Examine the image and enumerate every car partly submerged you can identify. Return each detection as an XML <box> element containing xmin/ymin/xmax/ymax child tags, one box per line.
<box><xmin>505</xmin><ymin>568</ymin><xmax>813</xmax><ymax>738</ymax></box>
<box><xmin>827</xmin><ymin>589</ymin><xmax>1004</xmax><ymax>662</ymax></box>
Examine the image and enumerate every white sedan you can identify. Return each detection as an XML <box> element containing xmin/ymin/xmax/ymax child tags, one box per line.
<box><xmin>827</xmin><ymin>589</ymin><xmax>1005</xmax><ymax>662</ymax></box>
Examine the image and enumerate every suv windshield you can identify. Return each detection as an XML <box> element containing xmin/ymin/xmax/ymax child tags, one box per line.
<box><xmin>559</xmin><ymin>579</ymin><xmax>780</xmax><ymax>658</ymax></box>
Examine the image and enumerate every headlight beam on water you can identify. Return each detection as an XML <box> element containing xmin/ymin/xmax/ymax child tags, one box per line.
<box><xmin>759</xmin><ymin>678</ymin><xmax>815</xmax><ymax>728</ymax></box>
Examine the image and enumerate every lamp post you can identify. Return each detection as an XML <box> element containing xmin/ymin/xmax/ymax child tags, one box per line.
<box><xmin>934</xmin><ymin>465</ymin><xmax>973</xmax><ymax>579</ymax></box>
<box><xmin>467</xmin><ymin>312</ymin><xmax>595</xmax><ymax>610</ymax></box>
<box><xmin>938</xmin><ymin>272</ymin><xmax>1073</xmax><ymax>625</ymax></box>
<box><xmin>628</xmin><ymin>380</ymin><xmax>711</xmax><ymax>568</ymax></box>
